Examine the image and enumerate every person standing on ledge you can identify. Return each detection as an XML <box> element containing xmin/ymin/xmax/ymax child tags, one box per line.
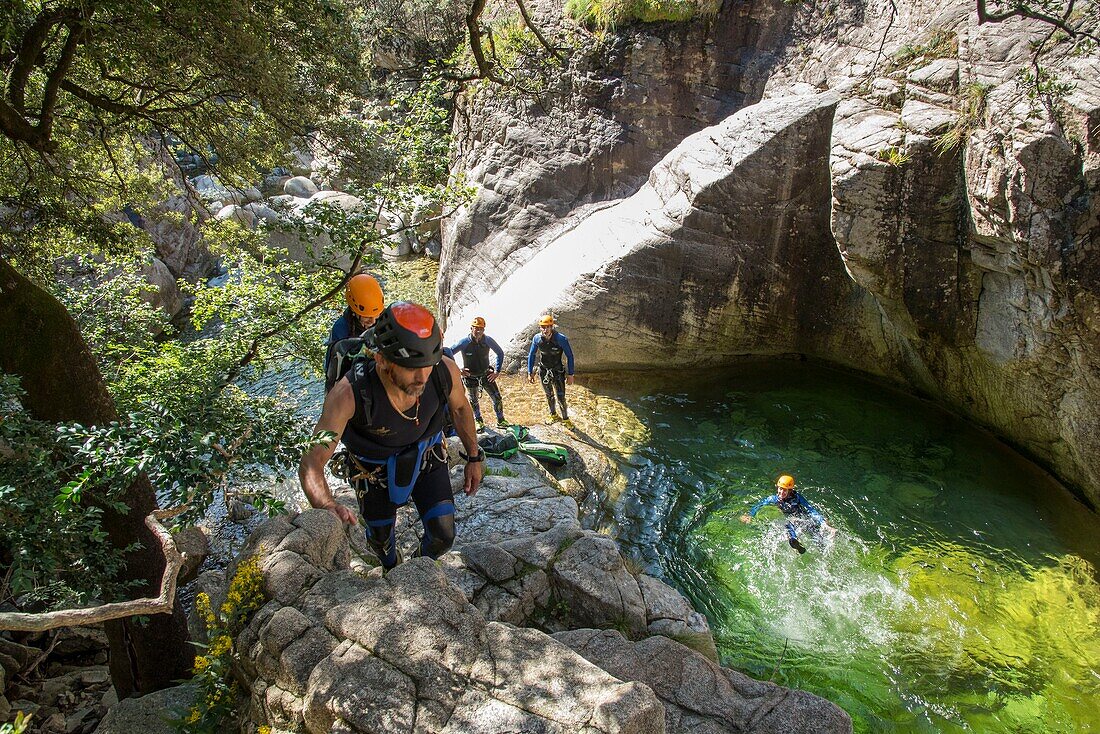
<box><xmin>324</xmin><ymin>273</ymin><xmax>384</xmax><ymax>372</ymax></box>
<box><xmin>300</xmin><ymin>302</ymin><xmax>483</xmax><ymax>570</ymax></box>
<box><xmin>449</xmin><ymin>316</ymin><xmax>508</xmax><ymax>430</ymax></box>
<box><xmin>740</xmin><ymin>474</ymin><xmax>835</xmax><ymax>554</ymax></box>
<box><xmin>527</xmin><ymin>314</ymin><xmax>575</xmax><ymax>424</ymax></box>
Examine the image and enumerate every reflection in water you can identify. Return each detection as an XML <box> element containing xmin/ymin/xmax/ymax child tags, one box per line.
<box><xmin>596</xmin><ymin>363</ymin><xmax>1100</xmax><ymax>734</ymax></box>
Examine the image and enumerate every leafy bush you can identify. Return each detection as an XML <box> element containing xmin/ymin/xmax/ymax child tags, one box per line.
<box><xmin>566</xmin><ymin>0</ymin><xmax>720</xmax><ymax>28</ymax></box>
<box><xmin>0</xmin><ymin>376</ymin><xmax>135</xmax><ymax>610</ymax></box>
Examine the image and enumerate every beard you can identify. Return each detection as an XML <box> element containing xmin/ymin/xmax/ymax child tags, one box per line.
<box><xmin>382</xmin><ymin>362</ymin><xmax>427</xmax><ymax>397</ymax></box>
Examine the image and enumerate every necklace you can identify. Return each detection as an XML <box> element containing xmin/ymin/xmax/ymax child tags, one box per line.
<box><xmin>395</xmin><ymin>397</ymin><xmax>420</xmax><ymax>426</ymax></box>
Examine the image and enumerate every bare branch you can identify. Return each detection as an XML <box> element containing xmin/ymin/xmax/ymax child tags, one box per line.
<box><xmin>869</xmin><ymin>0</ymin><xmax>899</xmax><ymax>77</ymax></box>
<box><xmin>0</xmin><ymin>513</ymin><xmax>184</xmax><ymax>632</ymax></box>
<box><xmin>513</xmin><ymin>0</ymin><xmax>564</xmax><ymax>61</ymax></box>
<box><xmin>976</xmin><ymin>0</ymin><xmax>1099</xmax><ymax>43</ymax></box>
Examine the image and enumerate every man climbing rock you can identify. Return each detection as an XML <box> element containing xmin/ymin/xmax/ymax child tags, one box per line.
<box><xmin>449</xmin><ymin>316</ymin><xmax>508</xmax><ymax>429</ymax></box>
<box><xmin>324</xmin><ymin>273</ymin><xmax>384</xmax><ymax>372</ymax></box>
<box><xmin>527</xmin><ymin>314</ymin><xmax>575</xmax><ymax>424</ymax></box>
<box><xmin>740</xmin><ymin>474</ymin><xmax>835</xmax><ymax>554</ymax></box>
<box><xmin>300</xmin><ymin>302</ymin><xmax>483</xmax><ymax>570</ymax></box>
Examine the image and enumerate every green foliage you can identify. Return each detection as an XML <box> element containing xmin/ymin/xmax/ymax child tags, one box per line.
<box><xmin>484</xmin><ymin>464</ymin><xmax>520</xmax><ymax>477</ymax></box>
<box><xmin>0</xmin><ymin>0</ymin><xmax>365</xmax><ymax>193</ymax></box>
<box><xmin>887</xmin><ymin>28</ymin><xmax>958</xmax><ymax>71</ymax></box>
<box><xmin>935</xmin><ymin>82</ymin><xmax>994</xmax><ymax>154</ymax></box>
<box><xmin>0</xmin><ymin>711</ymin><xmax>32</xmax><ymax>734</ymax></box>
<box><xmin>566</xmin><ymin>0</ymin><xmax>720</xmax><ymax>27</ymax></box>
<box><xmin>0</xmin><ymin>376</ymin><xmax>135</xmax><ymax>610</ymax></box>
<box><xmin>178</xmin><ymin>556</ymin><xmax>266</xmax><ymax>733</ymax></box>
<box><xmin>875</xmin><ymin>146</ymin><xmax>911</xmax><ymax>166</ymax></box>
<box><xmin>316</xmin><ymin>74</ymin><xmax>457</xmax><ymax>200</ymax></box>
<box><xmin>1016</xmin><ymin>65</ymin><xmax>1077</xmax><ymax>122</ymax></box>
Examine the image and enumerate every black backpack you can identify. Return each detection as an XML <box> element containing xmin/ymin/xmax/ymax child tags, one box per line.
<box><xmin>325</xmin><ymin>335</ymin><xmax>374</xmax><ymax>393</ymax></box>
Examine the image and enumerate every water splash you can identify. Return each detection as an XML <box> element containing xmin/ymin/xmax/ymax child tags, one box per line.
<box><xmin>600</xmin><ymin>362</ymin><xmax>1100</xmax><ymax>733</ymax></box>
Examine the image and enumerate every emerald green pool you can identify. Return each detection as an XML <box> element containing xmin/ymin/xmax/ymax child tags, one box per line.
<box><xmin>596</xmin><ymin>363</ymin><xmax>1100</xmax><ymax>733</ymax></box>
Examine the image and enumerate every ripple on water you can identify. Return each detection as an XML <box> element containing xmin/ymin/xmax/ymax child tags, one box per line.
<box><xmin>593</xmin><ymin>362</ymin><xmax>1100</xmax><ymax>734</ymax></box>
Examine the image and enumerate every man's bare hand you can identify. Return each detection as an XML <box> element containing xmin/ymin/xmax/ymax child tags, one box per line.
<box><xmin>486</xmin><ymin>371</ymin><xmax>498</xmax><ymax>383</ymax></box>
<box><xmin>527</xmin><ymin>372</ymin><xmax>535</xmax><ymax>384</ymax></box>
<box><xmin>323</xmin><ymin>502</ymin><xmax>358</xmax><ymax>525</ymax></box>
<box><xmin>566</xmin><ymin>374</ymin><xmax>575</xmax><ymax>385</ymax></box>
<box><xmin>464</xmin><ymin>461</ymin><xmax>484</xmax><ymax>496</ymax></box>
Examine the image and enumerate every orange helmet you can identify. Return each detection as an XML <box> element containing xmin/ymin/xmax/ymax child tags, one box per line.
<box><xmin>346</xmin><ymin>274</ymin><xmax>384</xmax><ymax>318</ymax></box>
<box><xmin>538</xmin><ymin>315</ymin><xmax>555</xmax><ymax>327</ymax></box>
<box><xmin>776</xmin><ymin>475</ymin><xmax>796</xmax><ymax>490</ymax></box>
<box><xmin>471</xmin><ymin>316</ymin><xmax>486</xmax><ymax>328</ymax></box>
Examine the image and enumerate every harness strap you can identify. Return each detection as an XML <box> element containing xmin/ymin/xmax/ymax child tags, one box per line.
<box><xmin>350</xmin><ymin>430</ymin><xmax>446</xmax><ymax>505</ymax></box>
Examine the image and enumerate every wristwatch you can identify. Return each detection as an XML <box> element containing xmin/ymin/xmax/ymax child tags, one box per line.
<box><xmin>460</xmin><ymin>448</ymin><xmax>485</xmax><ymax>463</ymax></box>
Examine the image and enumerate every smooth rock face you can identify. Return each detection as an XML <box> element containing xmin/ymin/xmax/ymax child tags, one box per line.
<box><xmin>440</xmin><ymin>0</ymin><xmax>798</xmax><ymax>317</ymax></box>
<box><xmin>445</xmin><ymin>93</ymin><xmax>895</xmax><ymax>376</ymax></box>
<box><xmin>440</xmin><ymin>0</ymin><xmax>1100</xmax><ymax>506</ymax></box>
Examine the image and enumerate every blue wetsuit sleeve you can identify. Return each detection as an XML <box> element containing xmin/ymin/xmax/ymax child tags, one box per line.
<box><xmin>798</xmin><ymin>496</ymin><xmax>826</xmax><ymax>526</ymax></box>
<box><xmin>527</xmin><ymin>335</ymin><xmax>540</xmax><ymax>373</ymax></box>
<box><xmin>486</xmin><ymin>336</ymin><xmax>505</xmax><ymax>372</ymax></box>
<box><xmin>450</xmin><ymin>337</ymin><xmax>471</xmax><ymax>367</ymax></box>
<box><xmin>558</xmin><ymin>333</ymin><xmax>575</xmax><ymax>374</ymax></box>
<box><xmin>749</xmin><ymin>496</ymin><xmax>778</xmax><ymax>517</ymax></box>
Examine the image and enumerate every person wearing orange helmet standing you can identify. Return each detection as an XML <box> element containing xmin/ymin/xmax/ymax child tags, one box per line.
<box><xmin>449</xmin><ymin>316</ymin><xmax>507</xmax><ymax>429</ymax></box>
<box><xmin>325</xmin><ymin>273</ymin><xmax>384</xmax><ymax>372</ymax></box>
<box><xmin>740</xmin><ymin>474</ymin><xmax>835</xmax><ymax>554</ymax></box>
<box><xmin>526</xmin><ymin>314</ymin><xmax>575</xmax><ymax>424</ymax></box>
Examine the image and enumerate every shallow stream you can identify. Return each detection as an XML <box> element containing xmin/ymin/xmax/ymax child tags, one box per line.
<box><xmin>589</xmin><ymin>363</ymin><xmax>1100</xmax><ymax>733</ymax></box>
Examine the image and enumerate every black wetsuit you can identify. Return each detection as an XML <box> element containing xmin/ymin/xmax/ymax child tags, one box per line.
<box><xmin>527</xmin><ymin>331</ymin><xmax>575</xmax><ymax>419</ymax></box>
<box><xmin>450</xmin><ymin>334</ymin><xmax>505</xmax><ymax>424</ymax></box>
<box><xmin>343</xmin><ymin>361</ymin><xmax>454</xmax><ymax>569</ymax></box>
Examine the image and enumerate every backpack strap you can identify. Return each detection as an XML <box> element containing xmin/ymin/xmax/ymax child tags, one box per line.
<box><xmin>431</xmin><ymin>360</ymin><xmax>452</xmax><ymax>407</ymax></box>
<box><xmin>349</xmin><ymin>359</ymin><xmax>376</xmax><ymax>428</ymax></box>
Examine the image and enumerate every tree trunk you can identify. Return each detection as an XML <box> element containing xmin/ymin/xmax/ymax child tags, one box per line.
<box><xmin>0</xmin><ymin>256</ymin><xmax>193</xmax><ymax>697</ymax></box>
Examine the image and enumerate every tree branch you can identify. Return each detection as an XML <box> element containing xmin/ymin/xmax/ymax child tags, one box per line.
<box><xmin>8</xmin><ymin>7</ymin><xmax>79</xmax><ymax>115</ymax></box>
<box><xmin>0</xmin><ymin>513</ymin><xmax>184</xmax><ymax>633</ymax></box>
<box><xmin>513</xmin><ymin>0</ymin><xmax>564</xmax><ymax>61</ymax></box>
<box><xmin>0</xmin><ymin>98</ymin><xmax>47</xmax><ymax>149</ymax></box>
<box><xmin>976</xmin><ymin>0</ymin><xmax>1099</xmax><ymax>43</ymax></box>
<box><xmin>36</xmin><ymin>17</ymin><xmax>87</xmax><ymax>146</ymax></box>
<box><xmin>465</xmin><ymin>0</ymin><xmax>504</xmax><ymax>82</ymax></box>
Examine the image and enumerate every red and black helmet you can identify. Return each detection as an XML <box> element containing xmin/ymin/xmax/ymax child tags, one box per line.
<box><xmin>373</xmin><ymin>302</ymin><xmax>443</xmax><ymax>367</ymax></box>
